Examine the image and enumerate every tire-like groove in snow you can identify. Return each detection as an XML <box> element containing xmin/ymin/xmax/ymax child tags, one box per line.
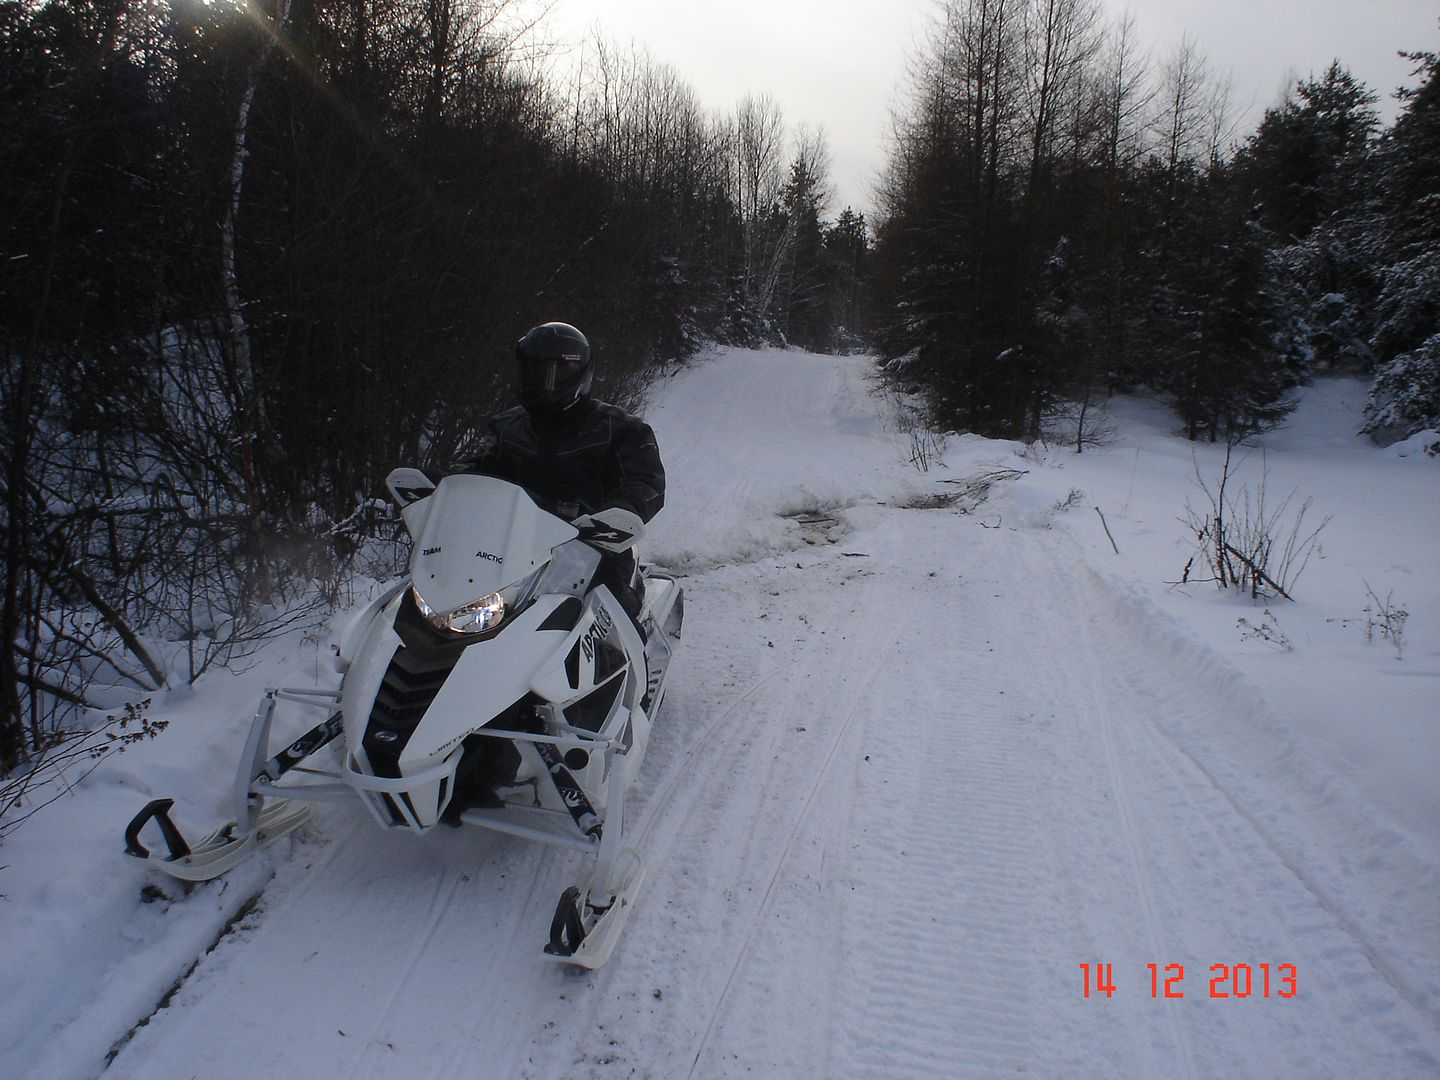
<box><xmin>830</xmin><ymin>521</ymin><xmax>1042</xmax><ymax>1078</ymax></box>
<box><xmin>1060</xmin><ymin>539</ymin><xmax>1200</xmax><ymax>1080</ymax></box>
<box><xmin>1035</xmin><ymin>533</ymin><xmax>1440</xmax><ymax>1076</ymax></box>
<box><xmin>685</xmin><ymin>603</ymin><xmax>915</xmax><ymax>1079</ymax></box>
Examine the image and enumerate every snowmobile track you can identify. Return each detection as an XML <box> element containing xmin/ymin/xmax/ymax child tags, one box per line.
<box><xmin>1064</xmin><ymin>541</ymin><xmax>1440</xmax><ymax>1025</ymax></box>
<box><xmin>1033</xmin><ymin>534</ymin><xmax>1440</xmax><ymax>1075</ymax></box>
<box><xmin>633</xmin><ymin>665</ymin><xmax>789</xmax><ymax>853</ymax></box>
<box><xmin>342</xmin><ymin>865</ymin><xmax>469</xmax><ymax>1080</ymax></box>
<box><xmin>828</xmin><ymin>524</ymin><xmax>1045</xmax><ymax>1077</ymax></box>
<box><xmin>431</xmin><ymin>847</ymin><xmax>559</xmax><ymax>1080</ymax></box>
<box><xmin>685</xmin><ymin>604</ymin><xmax>916</xmax><ymax>1079</ymax></box>
<box><xmin>104</xmin><ymin>884</ymin><xmax>269</xmax><ymax>1068</ymax></box>
<box><xmin>1059</xmin><ymin>542</ymin><xmax>1200</xmax><ymax>1080</ymax></box>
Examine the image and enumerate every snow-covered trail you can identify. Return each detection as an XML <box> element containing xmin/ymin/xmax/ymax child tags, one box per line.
<box><xmin>103</xmin><ymin>351</ymin><xmax>1440</xmax><ymax>1079</ymax></box>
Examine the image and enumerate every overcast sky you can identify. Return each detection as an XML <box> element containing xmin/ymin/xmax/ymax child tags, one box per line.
<box><xmin>540</xmin><ymin>0</ymin><xmax>1439</xmax><ymax>217</ymax></box>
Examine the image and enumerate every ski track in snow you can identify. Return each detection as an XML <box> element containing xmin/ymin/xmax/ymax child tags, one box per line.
<box><xmin>91</xmin><ymin>351</ymin><xmax>1440</xmax><ymax>1080</ymax></box>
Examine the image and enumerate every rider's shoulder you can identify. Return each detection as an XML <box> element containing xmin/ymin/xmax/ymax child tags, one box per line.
<box><xmin>493</xmin><ymin>404</ymin><xmax>529</xmax><ymax>423</ymax></box>
<box><xmin>491</xmin><ymin>405</ymin><xmax>530</xmax><ymax>434</ymax></box>
<box><xmin>587</xmin><ymin>399</ymin><xmax>648</xmax><ymax>431</ymax></box>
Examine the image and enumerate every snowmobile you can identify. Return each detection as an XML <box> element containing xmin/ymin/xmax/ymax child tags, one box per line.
<box><xmin>123</xmin><ymin>468</ymin><xmax>683</xmax><ymax>968</ymax></box>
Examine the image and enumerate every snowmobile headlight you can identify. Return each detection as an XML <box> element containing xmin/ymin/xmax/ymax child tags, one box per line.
<box><xmin>411</xmin><ymin>565</ymin><xmax>546</xmax><ymax>637</ymax></box>
<box><xmin>414</xmin><ymin>588</ymin><xmax>505</xmax><ymax>635</ymax></box>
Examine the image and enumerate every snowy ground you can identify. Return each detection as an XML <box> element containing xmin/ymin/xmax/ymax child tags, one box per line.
<box><xmin>2</xmin><ymin>348</ymin><xmax>1437</xmax><ymax>1078</ymax></box>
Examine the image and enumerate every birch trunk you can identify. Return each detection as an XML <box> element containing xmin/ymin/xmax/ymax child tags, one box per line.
<box><xmin>220</xmin><ymin>0</ymin><xmax>292</xmax><ymax>606</ymax></box>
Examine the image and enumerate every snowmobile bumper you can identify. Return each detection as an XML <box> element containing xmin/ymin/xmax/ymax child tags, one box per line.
<box><xmin>343</xmin><ymin>749</ymin><xmax>463</xmax><ymax>831</ymax></box>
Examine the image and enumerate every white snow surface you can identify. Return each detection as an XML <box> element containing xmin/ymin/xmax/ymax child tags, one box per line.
<box><xmin>2</xmin><ymin>348</ymin><xmax>1438</xmax><ymax>1078</ymax></box>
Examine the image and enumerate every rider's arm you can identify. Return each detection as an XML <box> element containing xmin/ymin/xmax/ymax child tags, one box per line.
<box><xmin>607</xmin><ymin>417</ymin><xmax>665</xmax><ymax>523</ymax></box>
<box><xmin>447</xmin><ymin>413</ymin><xmax>519</xmax><ymax>482</ymax></box>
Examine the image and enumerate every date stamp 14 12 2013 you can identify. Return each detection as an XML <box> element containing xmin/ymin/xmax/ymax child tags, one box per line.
<box><xmin>1081</xmin><ymin>963</ymin><xmax>1297</xmax><ymax>1000</ymax></box>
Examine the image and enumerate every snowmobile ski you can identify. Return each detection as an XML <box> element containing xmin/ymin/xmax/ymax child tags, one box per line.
<box><xmin>543</xmin><ymin>851</ymin><xmax>646</xmax><ymax>969</ymax></box>
<box><xmin>122</xmin><ymin>695</ymin><xmax>343</xmax><ymax>882</ymax></box>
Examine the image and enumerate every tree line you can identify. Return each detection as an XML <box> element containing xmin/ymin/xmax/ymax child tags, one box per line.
<box><xmin>872</xmin><ymin>0</ymin><xmax>1439</xmax><ymax>450</ymax></box>
<box><xmin>0</xmin><ymin>0</ymin><xmax>871</xmax><ymax>771</ymax></box>
<box><xmin>2</xmin><ymin>0</ymin><xmax>1436</xmax><ymax>778</ymax></box>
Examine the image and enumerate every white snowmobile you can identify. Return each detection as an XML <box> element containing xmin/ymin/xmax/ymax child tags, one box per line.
<box><xmin>123</xmin><ymin>468</ymin><xmax>683</xmax><ymax>968</ymax></box>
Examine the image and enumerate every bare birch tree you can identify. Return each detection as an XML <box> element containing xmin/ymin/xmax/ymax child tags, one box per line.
<box><xmin>732</xmin><ymin>93</ymin><xmax>787</xmax><ymax>317</ymax></box>
<box><xmin>1022</xmin><ymin>0</ymin><xmax>1101</xmax><ymax>190</ymax></box>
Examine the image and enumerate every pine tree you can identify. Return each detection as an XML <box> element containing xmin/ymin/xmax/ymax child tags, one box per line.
<box><xmin>822</xmin><ymin>209</ymin><xmax>871</xmax><ymax>350</ymax></box>
<box><xmin>1369</xmin><ymin>49</ymin><xmax>1440</xmax><ymax>371</ymax></box>
<box><xmin>776</xmin><ymin>142</ymin><xmax>830</xmax><ymax>350</ymax></box>
<box><xmin>1237</xmin><ymin>62</ymin><xmax>1379</xmax><ymax>241</ymax></box>
<box><xmin>1382</xmin><ymin>49</ymin><xmax>1440</xmax><ymax>251</ymax></box>
<box><xmin>1363</xmin><ymin>333</ymin><xmax>1440</xmax><ymax>443</ymax></box>
<box><xmin>1159</xmin><ymin>204</ymin><xmax>1300</xmax><ymax>442</ymax></box>
<box><xmin>1234</xmin><ymin>63</ymin><xmax>1382</xmax><ymax>374</ymax></box>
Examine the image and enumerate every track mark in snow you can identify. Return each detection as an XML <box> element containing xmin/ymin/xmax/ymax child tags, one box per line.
<box><xmin>1064</xmin><ymin>550</ymin><xmax>1200</xmax><ymax>1080</ymax></box>
<box><xmin>632</xmin><ymin>664</ymin><xmax>789</xmax><ymax>854</ymax></box>
<box><xmin>104</xmin><ymin>883</ymin><xmax>269</xmax><ymax>1067</ymax></box>
<box><xmin>343</xmin><ymin>867</ymin><xmax>469</xmax><ymax>1079</ymax></box>
<box><xmin>433</xmin><ymin>846</ymin><xmax>561</xmax><ymax>1080</ymax></box>
<box><xmin>1029</xmin><ymin>535</ymin><xmax>1440</xmax><ymax>1076</ymax></box>
<box><xmin>830</xmin><ymin>526</ymin><xmax>1043</xmax><ymax>1077</ymax></box>
<box><xmin>105</xmin><ymin>813</ymin><xmax>579</xmax><ymax>1080</ymax></box>
<box><xmin>685</xmin><ymin>605</ymin><xmax>915</xmax><ymax>1079</ymax></box>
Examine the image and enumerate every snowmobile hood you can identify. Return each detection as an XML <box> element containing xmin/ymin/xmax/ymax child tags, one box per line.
<box><xmin>406</xmin><ymin>475</ymin><xmax>577</xmax><ymax>612</ymax></box>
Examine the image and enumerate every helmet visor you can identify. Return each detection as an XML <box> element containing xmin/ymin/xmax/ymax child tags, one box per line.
<box><xmin>518</xmin><ymin>353</ymin><xmax>587</xmax><ymax>407</ymax></box>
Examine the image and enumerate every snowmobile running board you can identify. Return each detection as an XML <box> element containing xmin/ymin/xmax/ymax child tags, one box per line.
<box><xmin>122</xmin><ymin>689</ymin><xmax>344</xmax><ymax>882</ymax></box>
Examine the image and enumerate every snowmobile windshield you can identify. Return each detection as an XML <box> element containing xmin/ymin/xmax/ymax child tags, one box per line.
<box><xmin>535</xmin><ymin>538</ymin><xmax>602</xmax><ymax>598</ymax></box>
<box><xmin>406</xmin><ymin>475</ymin><xmax>578</xmax><ymax>612</ymax></box>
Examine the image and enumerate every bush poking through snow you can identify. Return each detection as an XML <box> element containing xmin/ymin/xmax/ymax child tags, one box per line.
<box><xmin>1362</xmin><ymin>582</ymin><xmax>1409</xmax><ymax>660</ymax></box>
<box><xmin>886</xmin><ymin>391</ymin><xmax>946</xmax><ymax>472</ymax></box>
<box><xmin>1051</xmin><ymin>489</ymin><xmax>1086</xmax><ymax>513</ymax></box>
<box><xmin>0</xmin><ymin>699</ymin><xmax>166</xmax><ymax>841</ymax></box>
<box><xmin>1043</xmin><ymin>394</ymin><xmax>1117</xmax><ymax>454</ymax></box>
<box><xmin>1237</xmin><ymin>609</ymin><xmax>1293</xmax><ymax>651</ymax></box>
<box><xmin>934</xmin><ymin>468</ymin><xmax>1029</xmax><ymax>512</ymax></box>
<box><xmin>1179</xmin><ymin>446</ymin><xmax>1329</xmax><ymax>600</ymax></box>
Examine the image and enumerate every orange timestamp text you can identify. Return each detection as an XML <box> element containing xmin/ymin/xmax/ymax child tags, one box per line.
<box><xmin>1080</xmin><ymin>963</ymin><xmax>1297</xmax><ymax>999</ymax></box>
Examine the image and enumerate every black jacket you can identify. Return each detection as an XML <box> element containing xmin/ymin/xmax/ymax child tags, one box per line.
<box><xmin>454</xmin><ymin>400</ymin><xmax>665</xmax><ymax>523</ymax></box>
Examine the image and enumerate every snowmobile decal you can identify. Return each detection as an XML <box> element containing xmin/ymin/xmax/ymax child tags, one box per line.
<box><xmin>270</xmin><ymin>711</ymin><xmax>345</xmax><ymax>776</ymax></box>
<box><xmin>580</xmin><ymin>525</ymin><xmax>630</xmax><ymax>546</ymax></box>
<box><xmin>580</xmin><ymin>606</ymin><xmax>615</xmax><ymax>663</ymax></box>
<box><xmin>535</xmin><ymin>740</ymin><xmax>601</xmax><ymax>837</ymax></box>
<box><xmin>563</xmin><ymin>670</ymin><xmax>625</xmax><ymax>733</ymax></box>
<box><xmin>538</xmin><ymin>597</ymin><xmax>582</xmax><ymax>633</ymax></box>
<box><xmin>572</xmin><ymin>507</ymin><xmax>644</xmax><ymax>554</ymax></box>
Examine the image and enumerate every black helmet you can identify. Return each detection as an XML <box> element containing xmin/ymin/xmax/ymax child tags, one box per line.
<box><xmin>515</xmin><ymin>322</ymin><xmax>592</xmax><ymax>414</ymax></box>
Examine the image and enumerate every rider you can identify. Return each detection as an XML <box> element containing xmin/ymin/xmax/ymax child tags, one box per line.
<box><xmin>453</xmin><ymin>321</ymin><xmax>665</xmax><ymax>622</ymax></box>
